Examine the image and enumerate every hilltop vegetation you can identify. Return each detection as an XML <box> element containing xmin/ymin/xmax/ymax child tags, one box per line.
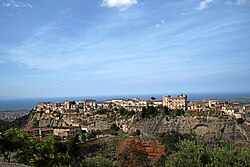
<box><xmin>1</xmin><ymin>127</ymin><xmax>250</xmax><ymax>167</ymax></box>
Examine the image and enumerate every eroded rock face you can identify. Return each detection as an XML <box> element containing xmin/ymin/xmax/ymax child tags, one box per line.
<box><xmin>129</xmin><ymin>115</ymin><xmax>250</xmax><ymax>143</ymax></box>
<box><xmin>116</xmin><ymin>137</ymin><xmax>164</xmax><ymax>167</ymax></box>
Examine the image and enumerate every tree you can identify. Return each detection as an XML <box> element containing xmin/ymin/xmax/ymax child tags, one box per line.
<box><xmin>87</xmin><ymin>130</ymin><xmax>97</xmax><ymax>140</ymax></box>
<box><xmin>0</xmin><ymin>129</ymin><xmax>79</xmax><ymax>166</ymax></box>
<box><xmin>141</xmin><ymin>106</ymin><xmax>159</xmax><ymax>118</ymax></box>
<box><xmin>110</xmin><ymin>124</ymin><xmax>120</xmax><ymax>132</ymax></box>
<box><xmin>65</xmin><ymin>135</ymin><xmax>79</xmax><ymax>158</ymax></box>
<box><xmin>163</xmin><ymin>106</ymin><xmax>170</xmax><ymax>115</ymax></box>
<box><xmin>208</xmin><ymin>141</ymin><xmax>250</xmax><ymax>167</ymax></box>
<box><xmin>167</xmin><ymin>140</ymin><xmax>209</xmax><ymax>167</ymax></box>
<box><xmin>0</xmin><ymin>128</ymin><xmax>29</xmax><ymax>162</ymax></box>
<box><xmin>15</xmin><ymin>136</ymin><xmax>71</xmax><ymax>166</ymax></box>
<box><xmin>166</xmin><ymin>140</ymin><xmax>250</xmax><ymax>167</ymax></box>
<box><xmin>155</xmin><ymin>155</ymin><xmax>167</xmax><ymax>167</ymax></box>
<box><xmin>96</xmin><ymin>109</ymin><xmax>110</xmax><ymax>115</ymax></box>
<box><xmin>135</xmin><ymin>129</ymin><xmax>141</xmax><ymax>137</ymax></box>
<box><xmin>237</xmin><ymin>118</ymin><xmax>244</xmax><ymax>124</ymax></box>
<box><xmin>171</xmin><ymin>109</ymin><xmax>185</xmax><ymax>117</ymax></box>
<box><xmin>161</xmin><ymin>131</ymin><xmax>194</xmax><ymax>154</ymax></box>
<box><xmin>150</xmin><ymin>97</ymin><xmax>156</xmax><ymax>100</ymax></box>
<box><xmin>119</xmin><ymin>108</ymin><xmax>135</xmax><ymax>117</ymax></box>
<box><xmin>110</xmin><ymin>124</ymin><xmax>120</xmax><ymax>136</ymax></box>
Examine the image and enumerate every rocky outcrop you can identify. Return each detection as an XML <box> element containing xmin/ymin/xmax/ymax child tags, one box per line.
<box><xmin>129</xmin><ymin>114</ymin><xmax>250</xmax><ymax>143</ymax></box>
<box><xmin>116</xmin><ymin>137</ymin><xmax>164</xmax><ymax>167</ymax></box>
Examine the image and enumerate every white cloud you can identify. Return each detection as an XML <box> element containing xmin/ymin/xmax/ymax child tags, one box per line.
<box><xmin>155</xmin><ymin>19</ymin><xmax>165</xmax><ymax>28</ymax></box>
<box><xmin>226</xmin><ymin>0</ymin><xmax>250</xmax><ymax>5</ymax></box>
<box><xmin>2</xmin><ymin>0</ymin><xmax>32</xmax><ymax>8</ymax></box>
<box><xmin>102</xmin><ymin>0</ymin><xmax>137</xmax><ymax>9</ymax></box>
<box><xmin>196</xmin><ymin>0</ymin><xmax>214</xmax><ymax>11</ymax></box>
<box><xmin>155</xmin><ymin>24</ymin><xmax>161</xmax><ymax>28</ymax></box>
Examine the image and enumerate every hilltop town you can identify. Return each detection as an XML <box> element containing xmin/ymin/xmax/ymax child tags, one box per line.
<box><xmin>1</xmin><ymin>94</ymin><xmax>250</xmax><ymax>167</ymax></box>
<box><xmin>23</xmin><ymin>93</ymin><xmax>250</xmax><ymax>140</ymax></box>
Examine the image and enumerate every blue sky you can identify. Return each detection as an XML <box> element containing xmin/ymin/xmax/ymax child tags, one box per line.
<box><xmin>0</xmin><ymin>0</ymin><xmax>250</xmax><ymax>98</ymax></box>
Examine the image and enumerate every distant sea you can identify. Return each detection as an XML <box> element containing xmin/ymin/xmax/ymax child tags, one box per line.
<box><xmin>0</xmin><ymin>93</ymin><xmax>250</xmax><ymax>111</ymax></box>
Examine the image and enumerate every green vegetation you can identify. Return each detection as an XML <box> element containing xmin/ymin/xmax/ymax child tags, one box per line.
<box><xmin>155</xmin><ymin>155</ymin><xmax>167</xmax><ymax>167</ymax></box>
<box><xmin>140</xmin><ymin>106</ymin><xmax>184</xmax><ymax>118</ymax></box>
<box><xmin>0</xmin><ymin>128</ymin><xmax>119</xmax><ymax>166</ymax></box>
<box><xmin>110</xmin><ymin>123</ymin><xmax>120</xmax><ymax>131</ymax></box>
<box><xmin>141</xmin><ymin>106</ymin><xmax>159</xmax><ymax>118</ymax></box>
<box><xmin>170</xmin><ymin>109</ymin><xmax>185</xmax><ymax>116</ymax></box>
<box><xmin>0</xmin><ymin>128</ymin><xmax>29</xmax><ymax>162</ymax></box>
<box><xmin>119</xmin><ymin>108</ymin><xmax>135</xmax><ymax>117</ymax></box>
<box><xmin>163</xmin><ymin>106</ymin><xmax>170</xmax><ymax>115</ymax></box>
<box><xmin>154</xmin><ymin>131</ymin><xmax>250</xmax><ymax>167</ymax></box>
<box><xmin>0</xmin><ymin>128</ymin><xmax>81</xmax><ymax>166</ymax></box>
<box><xmin>95</xmin><ymin>109</ymin><xmax>111</xmax><ymax>115</ymax></box>
<box><xmin>237</xmin><ymin>118</ymin><xmax>245</xmax><ymax>124</ymax></box>
<box><xmin>1</xmin><ymin>107</ymin><xmax>250</xmax><ymax>167</ymax></box>
<box><xmin>110</xmin><ymin>123</ymin><xmax>120</xmax><ymax>136</ymax></box>
<box><xmin>160</xmin><ymin>131</ymin><xmax>194</xmax><ymax>154</ymax></box>
<box><xmin>86</xmin><ymin>130</ymin><xmax>98</xmax><ymax>140</ymax></box>
<box><xmin>135</xmin><ymin>129</ymin><xmax>141</xmax><ymax>137</ymax></box>
<box><xmin>79</xmin><ymin>156</ymin><xmax>117</xmax><ymax>167</ymax></box>
<box><xmin>166</xmin><ymin>140</ymin><xmax>250</xmax><ymax>167</ymax></box>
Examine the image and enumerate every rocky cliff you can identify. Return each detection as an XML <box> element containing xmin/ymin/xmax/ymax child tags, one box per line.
<box><xmin>27</xmin><ymin>106</ymin><xmax>250</xmax><ymax>144</ymax></box>
<box><xmin>128</xmin><ymin>114</ymin><xmax>250</xmax><ymax>143</ymax></box>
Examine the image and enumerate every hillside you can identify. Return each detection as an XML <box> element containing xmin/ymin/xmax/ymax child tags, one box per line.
<box><xmin>128</xmin><ymin>114</ymin><xmax>250</xmax><ymax>143</ymax></box>
<box><xmin>0</xmin><ymin>114</ymin><xmax>29</xmax><ymax>131</ymax></box>
<box><xmin>26</xmin><ymin>104</ymin><xmax>250</xmax><ymax>144</ymax></box>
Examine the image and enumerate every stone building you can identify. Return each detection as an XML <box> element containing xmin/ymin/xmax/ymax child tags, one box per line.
<box><xmin>162</xmin><ymin>93</ymin><xmax>187</xmax><ymax>111</ymax></box>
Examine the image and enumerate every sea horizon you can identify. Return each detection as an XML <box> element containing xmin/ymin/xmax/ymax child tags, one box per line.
<box><xmin>0</xmin><ymin>92</ymin><xmax>250</xmax><ymax>111</ymax></box>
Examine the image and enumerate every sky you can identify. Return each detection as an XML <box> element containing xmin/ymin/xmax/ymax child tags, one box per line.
<box><xmin>0</xmin><ymin>0</ymin><xmax>250</xmax><ymax>98</ymax></box>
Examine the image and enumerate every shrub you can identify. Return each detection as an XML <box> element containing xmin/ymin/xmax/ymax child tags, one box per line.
<box><xmin>110</xmin><ymin>124</ymin><xmax>120</xmax><ymax>131</ymax></box>
<box><xmin>141</xmin><ymin>106</ymin><xmax>159</xmax><ymax>118</ymax></box>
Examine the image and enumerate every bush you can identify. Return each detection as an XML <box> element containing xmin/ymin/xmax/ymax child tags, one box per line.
<box><xmin>135</xmin><ymin>129</ymin><xmax>141</xmax><ymax>137</ymax></box>
<box><xmin>155</xmin><ymin>155</ymin><xmax>166</xmax><ymax>167</ymax></box>
<box><xmin>163</xmin><ymin>106</ymin><xmax>170</xmax><ymax>115</ymax></box>
<box><xmin>87</xmin><ymin>130</ymin><xmax>97</xmax><ymax>140</ymax></box>
<box><xmin>166</xmin><ymin>140</ymin><xmax>250</xmax><ymax>167</ymax></box>
<box><xmin>119</xmin><ymin>108</ymin><xmax>135</xmax><ymax>117</ymax></box>
<box><xmin>171</xmin><ymin>109</ymin><xmax>185</xmax><ymax>116</ymax></box>
<box><xmin>237</xmin><ymin>118</ymin><xmax>244</xmax><ymax>124</ymax></box>
<box><xmin>141</xmin><ymin>106</ymin><xmax>159</xmax><ymax>118</ymax></box>
<box><xmin>95</xmin><ymin>109</ymin><xmax>110</xmax><ymax>115</ymax></box>
<box><xmin>110</xmin><ymin>124</ymin><xmax>120</xmax><ymax>131</ymax></box>
<box><xmin>80</xmin><ymin>156</ymin><xmax>117</xmax><ymax>167</ymax></box>
<box><xmin>161</xmin><ymin>131</ymin><xmax>194</xmax><ymax>154</ymax></box>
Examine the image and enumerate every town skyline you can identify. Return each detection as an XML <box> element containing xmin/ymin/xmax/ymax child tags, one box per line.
<box><xmin>0</xmin><ymin>0</ymin><xmax>250</xmax><ymax>98</ymax></box>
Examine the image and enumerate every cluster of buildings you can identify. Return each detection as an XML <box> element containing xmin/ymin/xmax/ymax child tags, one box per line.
<box><xmin>33</xmin><ymin>93</ymin><xmax>250</xmax><ymax>119</ymax></box>
<box><xmin>34</xmin><ymin>100</ymin><xmax>97</xmax><ymax>114</ymax></box>
<box><xmin>25</xmin><ymin>93</ymin><xmax>250</xmax><ymax>138</ymax></box>
<box><xmin>162</xmin><ymin>94</ymin><xmax>250</xmax><ymax>119</ymax></box>
<box><xmin>33</xmin><ymin>97</ymin><xmax>165</xmax><ymax>117</ymax></box>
